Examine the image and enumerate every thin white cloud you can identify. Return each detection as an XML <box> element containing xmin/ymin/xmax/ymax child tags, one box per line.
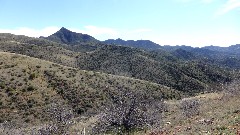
<box><xmin>175</xmin><ymin>0</ymin><xmax>192</xmax><ymax>3</ymax></box>
<box><xmin>68</xmin><ymin>26</ymin><xmax>152</xmax><ymax>41</ymax></box>
<box><xmin>216</xmin><ymin>0</ymin><xmax>240</xmax><ymax>15</ymax></box>
<box><xmin>175</xmin><ymin>0</ymin><xmax>214</xmax><ymax>4</ymax></box>
<box><xmin>130</xmin><ymin>29</ymin><xmax>152</xmax><ymax>33</ymax></box>
<box><xmin>70</xmin><ymin>26</ymin><xmax>119</xmax><ymax>37</ymax></box>
<box><xmin>201</xmin><ymin>0</ymin><xmax>214</xmax><ymax>4</ymax></box>
<box><xmin>0</xmin><ymin>26</ymin><xmax>60</xmax><ymax>37</ymax></box>
<box><xmin>153</xmin><ymin>29</ymin><xmax>240</xmax><ymax>47</ymax></box>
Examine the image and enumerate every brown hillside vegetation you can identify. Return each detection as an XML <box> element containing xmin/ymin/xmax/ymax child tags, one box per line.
<box><xmin>157</xmin><ymin>88</ymin><xmax>240</xmax><ymax>134</ymax></box>
<box><xmin>0</xmin><ymin>33</ymin><xmax>79</xmax><ymax>67</ymax></box>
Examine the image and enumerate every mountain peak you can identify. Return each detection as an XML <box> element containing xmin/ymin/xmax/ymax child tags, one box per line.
<box><xmin>59</xmin><ymin>27</ymin><xmax>71</xmax><ymax>32</ymax></box>
<box><xmin>44</xmin><ymin>27</ymin><xmax>99</xmax><ymax>45</ymax></box>
<box><xmin>60</xmin><ymin>27</ymin><xmax>67</xmax><ymax>30</ymax></box>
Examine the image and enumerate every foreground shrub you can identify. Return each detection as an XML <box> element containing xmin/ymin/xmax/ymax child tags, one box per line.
<box><xmin>39</xmin><ymin>102</ymin><xmax>74</xmax><ymax>134</ymax></box>
<box><xmin>222</xmin><ymin>80</ymin><xmax>240</xmax><ymax>97</ymax></box>
<box><xmin>180</xmin><ymin>98</ymin><xmax>200</xmax><ymax>118</ymax></box>
<box><xmin>92</xmin><ymin>89</ymin><xmax>164</xmax><ymax>134</ymax></box>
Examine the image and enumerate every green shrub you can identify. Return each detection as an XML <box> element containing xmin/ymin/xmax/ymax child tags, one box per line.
<box><xmin>29</xmin><ymin>73</ymin><xmax>37</xmax><ymax>80</ymax></box>
<box><xmin>180</xmin><ymin>98</ymin><xmax>200</xmax><ymax>118</ymax></box>
<box><xmin>216</xmin><ymin>126</ymin><xmax>227</xmax><ymax>131</ymax></box>
<box><xmin>6</xmin><ymin>87</ymin><xmax>15</xmax><ymax>96</ymax></box>
<box><xmin>0</xmin><ymin>82</ymin><xmax>6</xmax><ymax>89</ymax></box>
<box><xmin>27</xmin><ymin>86</ymin><xmax>35</xmax><ymax>91</ymax></box>
<box><xmin>6</xmin><ymin>87</ymin><xmax>15</xmax><ymax>93</ymax></box>
<box><xmin>24</xmin><ymin>118</ymin><xmax>30</xmax><ymax>123</ymax></box>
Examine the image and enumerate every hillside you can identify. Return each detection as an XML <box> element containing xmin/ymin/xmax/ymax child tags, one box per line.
<box><xmin>0</xmin><ymin>33</ymin><xmax>79</xmax><ymax>67</ymax></box>
<box><xmin>203</xmin><ymin>44</ymin><xmax>240</xmax><ymax>55</ymax></box>
<box><xmin>103</xmin><ymin>38</ymin><xmax>240</xmax><ymax>69</ymax></box>
<box><xmin>0</xmin><ymin>33</ymin><xmax>237</xmax><ymax>95</ymax></box>
<box><xmin>158</xmin><ymin>45</ymin><xmax>240</xmax><ymax>69</ymax></box>
<box><xmin>0</xmin><ymin>52</ymin><xmax>182</xmax><ymax>127</ymax></box>
<box><xmin>76</xmin><ymin>45</ymin><xmax>234</xmax><ymax>94</ymax></box>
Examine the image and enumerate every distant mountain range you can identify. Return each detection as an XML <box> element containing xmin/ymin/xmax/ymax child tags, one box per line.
<box><xmin>103</xmin><ymin>38</ymin><xmax>161</xmax><ymax>50</ymax></box>
<box><xmin>1</xmin><ymin>27</ymin><xmax>240</xmax><ymax>94</ymax></box>
<box><xmin>41</xmin><ymin>27</ymin><xmax>240</xmax><ymax>56</ymax></box>
<box><xmin>204</xmin><ymin>44</ymin><xmax>240</xmax><ymax>54</ymax></box>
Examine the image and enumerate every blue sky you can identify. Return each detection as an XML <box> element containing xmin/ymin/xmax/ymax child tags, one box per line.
<box><xmin>0</xmin><ymin>0</ymin><xmax>239</xmax><ymax>47</ymax></box>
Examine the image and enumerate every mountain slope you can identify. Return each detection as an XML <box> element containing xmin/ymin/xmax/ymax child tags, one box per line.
<box><xmin>0</xmin><ymin>33</ymin><xmax>236</xmax><ymax>95</ymax></box>
<box><xmin>76</xmin><ymin>45</ymin><xmax>234</xmax><ymax>94</ymax></box>
<box><xmin>203</xmin><ymin>44</ymin><xmax>240</xmax><ymax>55</ymax></box>
<box><xmin>171</xmin><ymin>48</ymin><xmax>196</xmax><ymax>60</ymax></box>
<box><xmin>164</xmin><ymin>45</ymin><xmax>240</xmax><ymax>69</ymax></box>
<box><xmin>0</xmin><ymin>33</ymin><xmax>79</xmax><ymax>67</ymax></box>
<box><xmin>103</xmin><ymin>40</ymin><xmax>240</xmax><ymax>69</ymax></box>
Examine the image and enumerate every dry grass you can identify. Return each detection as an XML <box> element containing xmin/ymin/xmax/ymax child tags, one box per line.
<box><xmin>160</xmin><ymin>92</ymin><xmax>240</xmax><ymax>135</ymax></box>
<box><xmin>66</xmin><ymin>90</ymin><xmax>239</xmax><ymax>135</ymax></box>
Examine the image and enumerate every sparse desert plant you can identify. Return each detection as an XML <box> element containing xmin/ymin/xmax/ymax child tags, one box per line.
<box><xmin>180</xmin><ymin>98</ymin><xmax>200</xmax><ymax>118</ymax></box>
<box><xmin>92</xmin><ymin>89</ymin><xmax>164</xmax><ymax>134</ymax></box>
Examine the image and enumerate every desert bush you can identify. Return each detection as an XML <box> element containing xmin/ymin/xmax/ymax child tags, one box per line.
<box><xmin>0</xmin><ymin>82</ymin><xmax>5</xmax><ymax>89</ymax></box>
<box><xmin>180</xmin><ymin>98</ymin><xmax>200</xmax><ymax>118</ymax></box>
<box><xmin>6</xmin><ymin>87</ymin><xmax>15</xmax><ymax>96</ymax></box>
<box><xmin>0</xmin><ymin>121</ymin><xmax>20</xmax><ymax>135</ymax></box>
<box><xmin>92</xmin><ymin>89</ymin><xmax>164</xmax><ymax>134</ymax></box>
<box><xmin>36</xmin><ymin>124</ymin><xmax>58</xmax><ymax>135</ymax></box>
<box><xmin>27</xmin><ymin>85</ymin><xmax>35</xmax><ymax>91</ymax></box>
<box><xmin>29</xmin><ymin>73</ymin><xmax>37</xmax><ymax>80</ymax></box>
<box><xmin>41</xmin><ymin>102</ymin><xmax>74</xmax><ymax>134</ymax></box>
<box><xmin>222</xmin><ymin>80</ymin><xmax>240</xmax><ymax>97</ymax></box>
